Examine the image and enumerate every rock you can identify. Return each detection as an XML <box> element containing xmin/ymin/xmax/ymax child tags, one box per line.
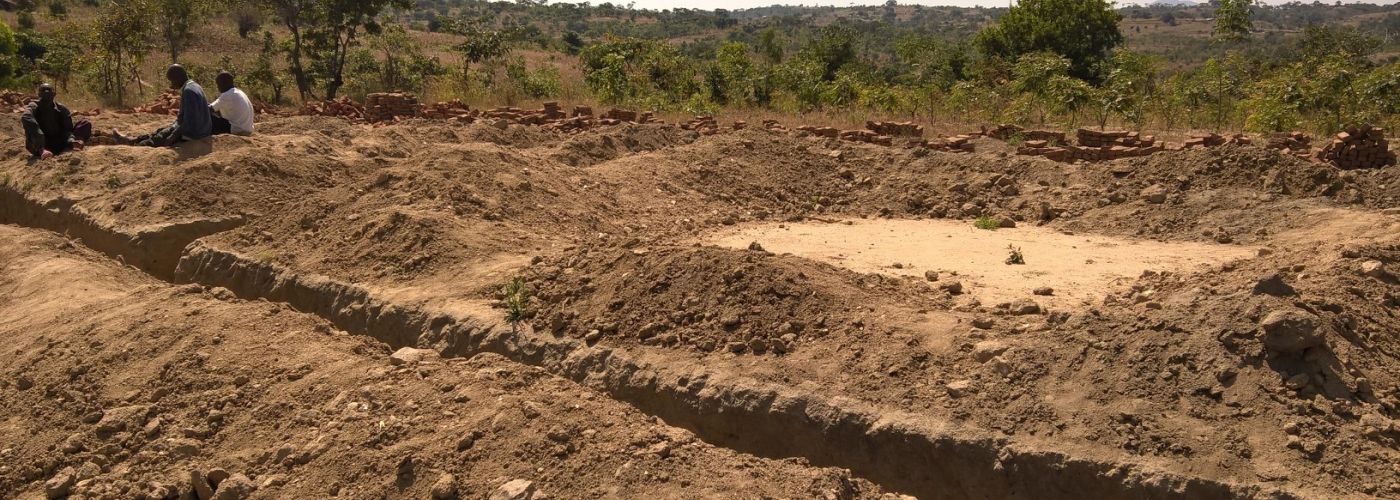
<box><xmin>45</xmin><ymin>467</ymin><xmax>76</xmax><ymax>499</ymax></box>
<box><xmin>389</xmin><ymin>347</ymin><xmax>440</xmax><ymax>366</ymax></box>
<box><xmin>971</xmin><ymin>341</ymin><xmax>1008</xmax><ymax>362</ymax></box>
<box><xmin>430</xmin><ymin>473</ymin><xmax>458</xmax><ymax>500</ymax></box>
<box><xmin>1140</xmin><ymin>184</ymin><xmax>1168</xmax><ymax>204</ymax></box>
<box><xmin>924</xmin><ymin>270</ymin><xmax>939</xmax><ymax>282</ymax></box>
<box><xmin>998</xmin><ymin>217</ymin><xmax>1017</xmax><ymax>228</ymax></box>
<box><xmin>210</xmin><ymin>474</ymin><xmax>256</xmax><ymax>500</ymax></box>
<box><xmin>1361</xmin><ymin>260</ymin><xmax>1389</xmax><ymax>279</ymax></box>
<box><xmin>15</xmin><ymin>375</ymin><xmax>33</xmax><ymax>390</ymax></box>
<box><xmin>747</xmin><ymin>241</ymin><xmax>765</xmax><ymax>252</ymax></box>
<box><xmin>488</xmin><ymin>479</ymin><xmax>539</xmax><ymax>500</ymax></box>
<box><xmin>1259</xmin><ymin>310</ymin><xmax>1323</xmax><ymax>353</ymax></box>
<box><xmin>1252</xmin><ymin>272</ymin><xmax>1296</xmax><ymax>297</ymax></box>
<box><xmin>61</xmin><ymin>433</ymin><xmax>85</xmax><ymax>454</ymax></box>
<box><xmin>971</xmin><ymin>317</ymin><xmax>995</xmax><ymax>329</ymax></box>
<box><xmin>939</xmin><ymin>281</ymin><xmax>964</xmax><ymax>295</ymax></box>
<box><xmin>1032</xmin><ymin>287</ymin><xmax>1053</xmax><ymax>296</ymax></box>
<box><xmin>945</xmin><ymin>380</ymin><xmax>975</xmax><ymax>398</ymax></box>
<box><xmin>1008</xmin><ymin>299</ymin><xmax>1041</xmax><ymax>315</ymax></box>
<box><xmin>206</xmin><ymin>469</ymin><xmax>230</xmax><ymax>489</ymax></box>
<box><xmin>192</xmin><ymin>470</ymin><xmax>215</xmax><ymax>500</ymax></box>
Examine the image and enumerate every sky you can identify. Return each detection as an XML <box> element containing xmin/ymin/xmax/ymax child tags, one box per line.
<box><xmin>550</xmin><ymin>0</ymin><xmax>1400</xmax><ymax>11</ymax></box>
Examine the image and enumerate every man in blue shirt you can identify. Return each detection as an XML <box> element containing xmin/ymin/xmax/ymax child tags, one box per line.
<box><xmin>113</xmin><ymin>64</ymin><xmax>212</xmax><ymax>147</ymax></box>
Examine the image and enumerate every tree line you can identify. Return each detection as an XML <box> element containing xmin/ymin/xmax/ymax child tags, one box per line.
<box><xmin>1</xmin><ymin>0</ymin><xmax>1398</xmax><ymax>135</ymax></box>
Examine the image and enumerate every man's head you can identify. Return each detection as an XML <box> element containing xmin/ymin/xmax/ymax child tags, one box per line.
<box><xmin>216</xmin><ymin>72</ymin><xmax>235</xmax><ymax>93</ymax></box>
<box><xmin>36</xmin><ymin>83</ymin><xmax>56</xmax><ymax>104</ymax></box>
<box><xmin>166</xmin><ymin>64</ymin><xmax>188</xmax><ymax>89</ymax></box>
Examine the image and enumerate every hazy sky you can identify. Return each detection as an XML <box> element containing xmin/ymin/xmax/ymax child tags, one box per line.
<box><xmin>551</xmin><ymin>0</ymin><xmax>1399</xmax><ymax>11</ymax></box>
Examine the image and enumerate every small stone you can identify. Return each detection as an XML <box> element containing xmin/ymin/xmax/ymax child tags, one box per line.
<box><xmin>191</xmin><ymin>470</ymin><xmax>215</xmax><ymax>500</ymax></box>
<box><xmin>645</xmin><ymin>441</ymin><xmax>673</xmax><ymax>458</ymax></box>
<box><xmin>1032</xmin><ymin>287</ymin><xmax>1053</xmax><ymax>296</ymax></box>
<box><xmin>488</xmin><ymin>479</ymin><xmax>538</xmax><ymax>500</ymax></box>
<box><xmin>1140</xmin><ymin>184</ymin><xmax>1168</xmax><ymax>204</ymax></box>
<box><xmin>206</xmin><ymin>469</ymin><xmax>230</xmax><ymax>489</ymax></box>
<box><xmin>971</xmin><ymin>317</ymin><xmax>995</xmax><ymax>329</ymax></box>
<box><xmin>430</xmin><ymin>473</ymin><xmax>459</xmax><ymax>500</ymax></box>
<box><xmin>1361</xmin><ymin>260</ymin><xmax>1388</xmax><ymax>279</ymax></box>
<box><xmin>939</xmin><ymin>281</ymin><xmax>964</xmax><ymax>295</ymax></box>
<box><xmin>1259</xmin><ymin>310</ymin><xmax>1323</xmax><ymax>353</ymax></box>
<box><xmin>16</xmin><ymin>375</ymin><xmax>34</xmax><ymax>390</ymax></box>
<box><xmin>211</xmin><ymin>474</ymin><xmax>256</xmax><ymax>500</ymax></box>
<box><xmin>971</xmin><ymin>341</ymin><xmax>1008</xmax><ymax>362</ymax></box>
<box><xmin>1285</xmin><ymin>373</ymin><xmax>1311</xmax><ymax>390</ymax></box>
<box><xmin>1252</xmin><ymin>272</ymin><xmax>1296</xmax><ymax>297</ymax></box>
<box><xmin>1007</xmin><ymin>299</ymin><xmax>1040</xmax><ymax>315</ymax></box>
<box><xmin>45</xmin><ymin>467</ymin><xmax>76</xmax><ymax>499</ymax></box>
<box><xmin>747</xmin><ymin>241</ymin><xmax>765</xmax><ymax>252</ymax></box>
<box><xmin>61</xmin><ymin>433</ymin><xmax>85</xmax><ymax>454</ymax></box>
<box><xmin>924</xmin><ymin>271</ymin><xmax>939</xmax><ymax>282</ymax></box>
<box><xmin>726</xmin><ymin>342</ymin><xmax>747</xmax><ymax>354</ymax></box>
<box><xmin>389</xmin><ymin>347</ymin><xmax>440</xmax><ymax>366</ymax></box>
<box><xmin>945</xmin><ymin>380</ymin><xmax>975</xmax><ymax>398</ymax></box>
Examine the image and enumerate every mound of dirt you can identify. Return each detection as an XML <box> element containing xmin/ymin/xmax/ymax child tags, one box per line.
<box><xmin>548</xmin><ymin>124</ymin><xmax>697</xmax><ymax>167</ymax></box>
<box><xmin>523</xmin><ymin>244</ymin><xmax>945</xmax><ymax>355</ymax></box>
<box><xmin>0</xmin><ymin>224</ymin><xmax>893</xmax><ymax>500</ymax></box>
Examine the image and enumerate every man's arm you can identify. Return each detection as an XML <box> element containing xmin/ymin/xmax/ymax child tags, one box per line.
<box><xmin>176</xmin><ymin>87</ymin><xmax>199</xmax><ymax>132</ymax></box>
<box><xmin>59</xmin><ymin>105</ymin><xmax>78</xmax><ymax>145</ymax></box>
<box><xmin>21</xmin><ymin>102</ymin><xmax>42</xmax><ymax>137</ymax></box>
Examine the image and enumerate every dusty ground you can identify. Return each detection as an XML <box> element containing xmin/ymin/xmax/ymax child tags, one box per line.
<box><xmin>3</xmin><ymin>113</ymin><xmax>1400</xmax><ymax>498</ymax></box>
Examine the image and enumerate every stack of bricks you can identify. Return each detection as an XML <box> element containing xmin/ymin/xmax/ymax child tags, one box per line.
<box><xmin>838</xmin><ymin>129</ymin><xmax>894</xmax><ymax>146</ymax></box>
<box><xmin>1182</xmin><ymin>133</ymin><xmax>1250</xmax><ymax>149</ymax></box>
<box><xmin>300</xmin><ymin>97</ymin><xmax>364</xmax><ymax>120</ymax></box>
<box><xmin>133</xmin><ymin>91</ymin><xmax>182</xmax><ymax>115</ymax></box>
<box><xmin>600</xmin><ymin>108</ymin><xmax>638</xmax><ymax>124</ymax></box>
<box><xmin>1318</xmin><ymin>125</ymin><xmax>1396</xmax><ymax>169</ymax></box>
<box><xmin>541</xmin><ymin>115</ymin><xmax>594</xmax><ymax>134</ymax></box>
<box><xmin>681</xmin><ymin>115</ymin><xmax>719</xmax><ymax>135</ymax></box>
<box><xmin>364</xmin><ymin>93</ymin><xmax>421</xmax><ymax>123</ymax></box>
<box><xmin>573</xmin><ymin>106</ymin><xmax>594</xmax><ymax>118</ymax></box>
<box><xmin>420</xmin><ymin>100</ymin><xmax>471</xmax><ymax>120</ymax></box>
<box><xmin>542</xmin><ymin>102</ymin><xmax>566</xmax><ymax>120</ymax></box>
<box><xmin>1</xmin><ymin>90</ymin><xmax>30</xmax><ymax>112</ymax></box>
<box><xmin>732</xmin><ymin>120</ymin><xmax>747</xmax><ymax>130</ymax></box>
<box><xmin>796</xmin><ymin>125</ymin><xmax>839</xmax><ymax>138</ymax></box>
<box><xmin>1075</xmin><ymin>129</ymin><xmax>1155</xmax><ymax>148</ymax></box>
<box><xmin>866</xmin><ymin>121</ymin><xmax>923</xmax><ymax>137</ymax></box>
<box><xmin>921</xmin><ymin>135</ymin><xmax>975</xmax><ymax>153</ymax></box>
<box><xmin>1265</xmin><ymin>132</ymin><xmax>1315</xmax><ymax>160</ymax></box>
<box><xmin>1014</xmin><ymin>129</ymin><xmax>1162</xmax><ymax>162</ymax></box>
<box><xmin>762</xmin><ymin>119</ymin><xmax>786</xmax><ymax>132</ymax></box>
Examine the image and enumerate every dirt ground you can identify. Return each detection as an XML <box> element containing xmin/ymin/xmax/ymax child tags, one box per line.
<box><xmin>3</xmin><ymin>113</ymin><xmax>1400</xmax><ymax>498</ymax></box>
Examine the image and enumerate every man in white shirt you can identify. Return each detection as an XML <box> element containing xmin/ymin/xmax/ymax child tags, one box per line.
<box><xmin>209</xmin><ymin>72</ymin><xmax>255</xmax><ymax>136</ymax></box>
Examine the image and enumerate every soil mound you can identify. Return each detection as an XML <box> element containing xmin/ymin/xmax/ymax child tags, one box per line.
<box><xmin>549</xmin><ymin>124</ymin><xmax>697</xmax><ymax>167</ymax></box>
<box><xmin>524</xmin><ymin>244</ymin><xmax>944</xmax><ymax>355</ymax></box>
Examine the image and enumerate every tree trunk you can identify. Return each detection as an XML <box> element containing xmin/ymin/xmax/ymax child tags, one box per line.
<box><xmin>287</xmin><ymin>23</ymin><xmax>310</xmax><ymax>102</ymax></box>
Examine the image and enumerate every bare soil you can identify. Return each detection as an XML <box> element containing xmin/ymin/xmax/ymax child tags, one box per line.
<box><xmin>4</xmin><ymin>114</ymin><xmax>1400</xmax><ymax>498</ymax></box>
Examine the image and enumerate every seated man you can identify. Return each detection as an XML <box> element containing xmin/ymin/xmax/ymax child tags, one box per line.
<box><xmin>113</xmin><ymin>64</ymin><xmax>212</xmax><ymax>147</ymax></box>
<box><xmin>21</xmin><ymin>83</ymin><xmax>91</xmax><ymax>159</ymax></box>
<box><xmin>209</xmin><ymin>71</ymin><xmax>255</xmax><ymax>136</ymax></box>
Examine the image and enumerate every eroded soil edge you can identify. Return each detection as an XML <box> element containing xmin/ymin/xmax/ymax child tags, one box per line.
<box><xmin>0</xmin><ymin>184</ymin><xmax>1288</xmax><ymax>499</ymax></box>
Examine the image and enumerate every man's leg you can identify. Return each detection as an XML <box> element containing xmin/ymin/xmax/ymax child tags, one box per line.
<box><xmin>73</xmin><ymin>120</ymin><xmax>93</xmax><ymax>142</ymax></box>
<box><xmin>22</xmin><ymin>119</ymin><xmax>45</xmax><ymax>157</ymax></box>
<box><xmin>211</xmin><ymin>116</ymin><xmax>231</xmax><ymax>136</ymax></box>
<box><xmin>137</xmin><ymin>126</ymin><xmax>179</xmax><ymax>147</ymax></box>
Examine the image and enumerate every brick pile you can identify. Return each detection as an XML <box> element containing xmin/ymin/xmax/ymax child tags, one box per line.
<box><xmin>300</xmin><ymin>97</ymin><xmax>364</xmax><ymax>120</ymax></box>
<box><xmin>838</xmin><ymin>129</ymin><xmax>894</xmax><ymax>146</ymax></box>
<box><xmin>1075</xmin><ymin>129</ymin><xmax>1156</xmax><ymax>148</ymax></box>
<box><xmin>542</xmin><ymin>102</ymin><xmax>566</xmax><ymax>120</ymax></box>
<box><xmin>866</xmin><ymin>121</ymin><xmax>923</xmax><ymax>137</ymax></box>
<box><xmin>681</xmin><ymin>115</ymin><xmax>719</xmax><ymax>135</ymax></box>
<box><xmin>762</xmin><ymin>119</ymin><xmax>786</xmax><ymax>132</ymax></box>
<box><xmin>573</xmin><ymin>106</ymin><xmax>594</xmax><ymax>118</ymax></box>
<box><xmin>132</xmin><ymin>91</ymin><xmax>182</xmax><ymax>115</ymax></box>
<box><xmin>1182</xmin><ymin>133</ymin><xmax>1250</xmax><ymax>149</ymax></box>
<box><xmin>364</xmin><ymin>93</ymin><xmax>421</xmax><ymax>122</ymax></box>
<box><xmin>732</xmin><ymin>120</ymin><xmax>747</xmax><ymax>130</ymax></box>
<box><xmin>982</xmin><ymin>124</ymin><xmax>1065</xmax><ymax>144</ymax></box>
<box><xmin>420</xmin><ymin>100</ymin><xmax>471</xmax><ymax>120</ymax></box>
<box><xmin>601</xmin><ymin>108</ymin><xmax>637</xmax><ymax>122</ymax></box>
<box><xmin>1264</xmin><ymin>132</ymin><xmax>1315</xmax><ymax>160</ymax></box>
<box><xmin>1318</xmin><ymin>126</ymin><xmax>1396</xmax><ymax>169</ymax></box>
<box><xmin>2</xmin><ymin>90</ymin><xmax>31</xmax><ymax>112</ymax></box>
<box><xmin>921</xmin><ymin>135</ymin><xmax>975</xmax><ymax>153</ymax></box>
<box><xmin>795</xmin><ymin>125</ymin><xmax>839</xmax><ymax>138</ymax></box>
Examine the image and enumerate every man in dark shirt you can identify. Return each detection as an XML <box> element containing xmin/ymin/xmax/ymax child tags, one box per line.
<box><xmin>113</xmin><ymin>65</ymin><xmax>213</xmax><ymax>147</ymax></box>
<box><xmin>21</xmin><ymin>83</ymin><xmax>90</xmax><ymax>159</ymax></box>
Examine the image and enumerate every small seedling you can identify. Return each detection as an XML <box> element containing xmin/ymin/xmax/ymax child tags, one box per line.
<box><xmin>104</xmin><ymin>175</ymin><xmax>122</xmax><ymax>189</ymax></box>
<box><xmin>974</xmin><ymin>216</ymin><xmax>1000</xmax><ymax>230</ymax></box>
<box><xmin>502</xmin><ymin>277</ymin><xmax>531</xmax><ymax>330</ymax></box>
<box><xmin>1005</xmin><ymin>245</ymin><xmax>1025</xmax><ymax>265</ymax></box>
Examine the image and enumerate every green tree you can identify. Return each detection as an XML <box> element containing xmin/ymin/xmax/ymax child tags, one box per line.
<box><xmin>1009</xmin><ymin>52</ymin><xmax>1089</xmax><ymax>124</ymax></box>
<box><xmin>757</xmin><ymin>26</ymin><xmax>783</xmax><ymax>65</ymax></box>
<box><xmin>245</xmin><ymin>32</ymin><xmax>286</xmax><ymax>103</ymax></box>
<box><xmin>973</xmin><ymin>0</ymin><xmax>1123</xmax><ymax>82</ymax></box>
<box><xmin>444</xmin><ymin>21</ymin><xmax>510</xmax><ymax>83</ymax></box>
<box><xmin>305</xmin><ymin>0</ymin><xmax>413</xmax><ymax>99</ymax></box>
<box><xmin>0</xmin><ymin>21</ymin><xmax>17</xmax><ymax>85</ymax></box>
<box><xmin>92</xmin><ymin>0</ymin><xmax>155</xmax><ymax>105</ymax></box>
<box><xmin>153</xmin><ymin>0</ymin><xmax>209</xmax><ymax>63</ymax></box>
<box><xmin>1213</xmin><ymin>0</ymin><xmax>1253</xmax><ymax>42</ymax></box>
<box><xmin>260</xmin><ymin>0</ymin><xmax>318</xmax><ymax>100</ymax></box>
<box><xmin>1090</xmin><ymin>51</ymin><xmax>1157</xmax><ymax>129</ymax></box>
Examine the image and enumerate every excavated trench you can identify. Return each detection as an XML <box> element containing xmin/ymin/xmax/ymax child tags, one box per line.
<box><xmin>0</xmin><ymin>185</ymin><xmax>1292</xmax><ymax>499</ymax></box>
